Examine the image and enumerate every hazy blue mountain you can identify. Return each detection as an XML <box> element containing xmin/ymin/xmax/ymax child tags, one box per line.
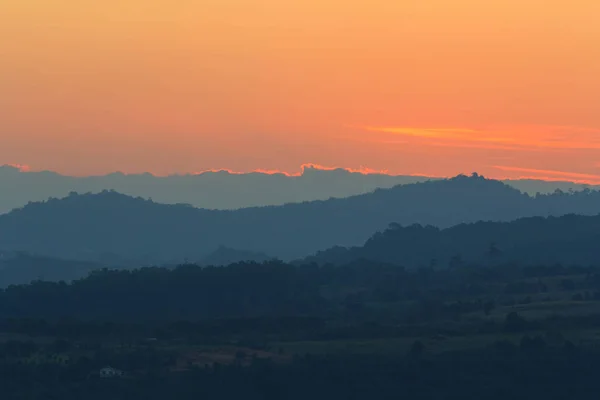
<box><xmin>1</xmin><ymin>174</ymin><xmax>600</xmax><ymax>263</ymax></box>
<box><xmin>301</xmin><ymin>213</ymin><xmax>600</xmax><ymax>267</ymax></box>
<box><xmin>0</xmin><ymin>165</ymin><xmax>432</xmax><ymax>214</ymax></box>
<box><xmin>1</xmin><ymin>165</ymin><xmax>597</xmax><ymax>214</ymax></box>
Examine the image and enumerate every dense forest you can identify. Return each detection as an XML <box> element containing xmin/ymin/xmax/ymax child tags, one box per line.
<box><xmin>2</xmin><ymin>174</ymin><xmax>600</xmax><ymax>264</ymax></box>
<box><xmin>303</xmin><ymin>213</ymin><xmax>600</xmax><ymax>266</ymax></box>
<box><xmin>3</xmin><ymin>260</ymin><xmax>600</xmax><ymax>398</ymax></box>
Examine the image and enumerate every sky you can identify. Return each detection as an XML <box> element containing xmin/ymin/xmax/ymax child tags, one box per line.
<box><xmin>1</xmin><ymin>1</ymin><xmax>600</xmax><ymax>183</ymax></box>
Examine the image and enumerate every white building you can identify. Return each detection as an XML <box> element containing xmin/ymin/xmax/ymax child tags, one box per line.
<box><xmin>99</xmin><ymin>367</ymin><xmax>124</xmax><ymax>378</ymax></box>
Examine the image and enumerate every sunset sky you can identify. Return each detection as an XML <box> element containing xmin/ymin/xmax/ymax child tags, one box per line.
<box><xmin>1</xmin><ymin>1</ymin><xmax>600</xmax><ymax>182</ymax></box>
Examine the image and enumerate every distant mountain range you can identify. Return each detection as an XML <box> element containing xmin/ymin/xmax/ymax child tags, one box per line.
<box><xmin>0</xmin><ymin>165</ymin><xmax>431</xmax><ymax>214</ymax></box>
<box><xmin>1</xmin><ymin>164</ymin><xmax>597</xmax><ymax>214</ymax></box>
<box><xmin>1</xmin><ymin>174</ymin><xmax>600</xmax><ymax>264</ymax></box>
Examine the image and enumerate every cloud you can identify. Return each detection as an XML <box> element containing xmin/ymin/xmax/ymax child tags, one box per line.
<box><xmin>3</xmin><ymin>163</ymin><xmax>31</xmax><ymax>172</ymax></box>
<box><xmin>426</xmin><ymin>141</ymin><xmax>540</xmax><ymax>152</ymax></box>
<box><xmin>192</xmin><ymin>164</ymin><xmax>392</xmax><ymax>177</ymax></box>
<box><xmin>363</xmin><ymin>125</ymin><xmax>600</xmax><ymax>151</ymax></box>
<box><xmin>299</xmin><ymin>163</ymin><xmax>391</xmax><ymax>175</ymax></box>
<box><xmin>364</xmin><ymin>127</ymin><xmax>480</xmax><ymax>140</ymax></box>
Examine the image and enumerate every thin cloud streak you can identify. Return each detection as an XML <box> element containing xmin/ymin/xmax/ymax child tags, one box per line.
<box><xmin>426</xmin><ymin>141</ymin><xmax>543</xmax><ymax>152</ymax></box>
<box><xmin>493</xmin><ymin>166</ymin><xmax>600</xmax><ymax>184</ymax></box>
<box><xmin>364</xmin><ymin>127</ymin><xmax>480</xmax><ymax>139</ymax></box>
<box><xmin>364</xmin><ymin>125</ymin><xmax>600</xmax><ymax>150</ymax></box>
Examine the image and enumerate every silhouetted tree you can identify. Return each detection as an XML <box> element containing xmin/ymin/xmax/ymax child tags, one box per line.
<box><xmin>408</xmin><ymin>340</ymin><xmax>425</xmax><ymax>359</ymax></box>
<box><xmin>483</xmin><ymin>300</ymin><xmax>495</xmax><ymax>316</ymax></box>
<box><xmin>505</xmin><ymin>312</ymin><xmax>527</xmax><ymax>333</ymax></box>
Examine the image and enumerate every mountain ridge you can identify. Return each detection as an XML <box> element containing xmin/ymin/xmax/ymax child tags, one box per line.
<box><xmin>1</xmin><ymin>164</ymin><xmax>598</xmax><ymax>214</ymax></box>
<box><xmin>2</xmin><ymin>174</ymin><xmax>600</xmax><ymax>264</ymax></box>
<box><xmin>0</xmin><ymin>164</ymin><xmax>432</xmax><ymax>213</ymax></box>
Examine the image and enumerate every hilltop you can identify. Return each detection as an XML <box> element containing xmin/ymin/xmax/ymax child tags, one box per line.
<box><xmin>1</xmin><ymin>174</ymin><xmax>600</xmax><ymax>263</ymax></box>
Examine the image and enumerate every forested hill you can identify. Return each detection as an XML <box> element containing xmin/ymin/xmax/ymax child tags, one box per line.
<box><xmin>302</xmin><ymin>213</ymin><xmax>600</xmax><ymax>267</ymax></box>
<box><xmin>1</xmin><ymin>174</ymin><xmax>600</xmax><ymax>263</ymax></box>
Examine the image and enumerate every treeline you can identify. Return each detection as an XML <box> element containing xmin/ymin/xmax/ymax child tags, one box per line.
<box><xmin>1</xmin><ymin>260</ymin><xmax>600</xmax><ymax>323</ymax></box>
<box><xmin>304</xmin><ymin>213</ymin><xmax>600</xmax><ymax>266</ymax></box>
<box><xmin>0</xmin><ymin>262</ymin><xmax>324</xmax><ymax>321</ymax></box>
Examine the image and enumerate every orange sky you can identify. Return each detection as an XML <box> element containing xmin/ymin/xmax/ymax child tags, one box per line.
<box><xmin>1</xmin><ymin>1</ymin><xmax>600</xmax><ymax>182</ymax></box>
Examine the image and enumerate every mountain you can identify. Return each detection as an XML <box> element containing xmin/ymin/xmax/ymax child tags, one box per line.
<box><xmin>1</xmin><ymin>174</ymin><xmax>600</xmax><ymax>263</ymax></box>
<box><xmin>0</xmin><ymin>164</ymin><xmax>432</xmax><ymax>214</ymax></box>
<box><xmin>1</xmin><ymin>165</ymin><xmax>597</xmax><ymax>214</ymax></box>
<box><xmin>302</xmin><ymin>213</ymin><xmax>600</xmax><ymax>267</ymax></box>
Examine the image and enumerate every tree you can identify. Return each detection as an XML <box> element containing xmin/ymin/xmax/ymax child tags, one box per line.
<box><xmin>483</xmin><ymin>300</ymin><xmax>495</xmax><ymax>316</ymax></box>
<box><xmin>488</xmin><ymin>243</ymin><xmax>502</xmax><ymax>259</ymax></box>
<box><xmin>449</xmin><ymin>255</ymin><xmax>463</xmax><ymax>269</ymax></box>
<box><xmin>572</xmin><ymin>293</ymin><xmax>584</xmax><ymax>301</ymax></box>
<box><xmin>52</xmin><ymin>338</ymin><xmax>72</xmax><ymax>353</ymax></box>
<box><xmin>408</xmin><ymin>340</ymin><xmax>425</xmax><ymax>359</ymax></box>
<box><xmin>561</xmin><ymin>279</ymin><xmax>576</xmax><ymax>291</ymax></box>
<box><xmin>504</xmin><ymin>312</ymin><xmax>527</xmax><ymax>333</ymax></box>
